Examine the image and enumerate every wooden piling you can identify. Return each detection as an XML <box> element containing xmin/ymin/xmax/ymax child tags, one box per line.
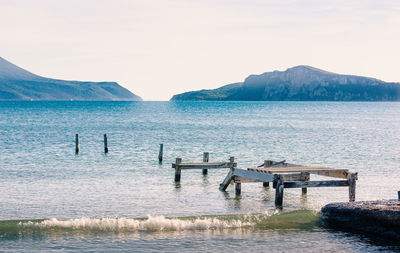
<box><xmin>75</xmin><ymin>134</ymin><xmax>79</xmax><ymax>154</ymax></box>
<box><xmin>263</xmin><ymin>160</ymin><xmax>272</xmax><ymax>187</ymax></box>
<box><xmin>158</xmin><ymin>144</ymin><xmax>163</xmax><ymax>162</ymax></box>
<box><xmin>202</xmin><ymin>152</ymin><xmax>209</xmax><ymax>175</ymax></box>
<box><xmin>104</xmin><ymin>134</ymin><xmax>108</xmax><ymax>153</ymax></box>
<box><xmin>275</xmin><ymin>175</ymin><xmax>284</xmax><ymax>207</ymax></box>
<box><xmin>301</xmin><ymin>172</ymin><xmax>310</xmax><ymax>194</ymax></box>
<box><xmin>229</xmin><ymin>156</ymin><xmax>235</xmax><ymax>166</ymax></box>
<box><xmin>235</xmin><ymin>182</ymin><xmax>241</xmax><ymax>195</ymax></box>
<box><xmin>348</xmin><ymin>173</ymin><xmax>356</xmax><ymax>202</ymax></box>
<box><xmin>175</xmin><ymin>157</ymin><xmax>182</xmax><ymax>182</ymax></box>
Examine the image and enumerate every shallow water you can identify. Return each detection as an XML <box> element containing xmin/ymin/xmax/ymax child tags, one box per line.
<box><xmin>0</xmin><ymin>101</ymin><xmax>399</xmax><ymax>252</ymax></box>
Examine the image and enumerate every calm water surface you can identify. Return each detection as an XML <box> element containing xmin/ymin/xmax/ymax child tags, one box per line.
<box><xmin>0</xmin><ymin>101</ymin><xmax>399</xmax><ymax>252</ymax></box>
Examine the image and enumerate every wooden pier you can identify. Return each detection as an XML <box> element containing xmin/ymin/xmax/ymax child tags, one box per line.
<box><xmin>172</xmin><ymin>154</ymin><xmax>237</xmax><ymax>182</ymax></box>
<box><xmin>219</xmin><ymin>160</ymin><xmax>357</xmax><ymax>207</ymax></box>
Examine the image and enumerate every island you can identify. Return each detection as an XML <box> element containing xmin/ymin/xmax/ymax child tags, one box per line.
<box><xmin>0</xmin><ymin>57</ymin><xmax>142</xmax><ymax>101</ymax></box>
<box><xmin>171</xmin><ymin>66</ymin><xmax>400</xmax><ymax>101</ymax></box>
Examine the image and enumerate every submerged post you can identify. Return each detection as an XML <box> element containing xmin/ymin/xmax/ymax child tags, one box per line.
<box><xmin>348</xmin><ymin>173</ymin><xmax>356</xmax><ymax>202</ymax></box>
<box><xmin>75</xmin><ymin>134</ymin><xmax>79</xmax><ymax>154</ymax></box>
<box><xmin>104</xmin><ymin>134</ymin><xmax>108</xmax><ymax>153</ymax></box>
<box><xmin>263</xmin><ymin>160</ymin><xmax>273</xmax><ymax>187</ymax></box>
<box><xmin>175</xmin><ymin>157</ymin><xmax>182</xmax><ymax>182</ymax></box>
<box><xmin>202</xmin><ymin>152</ymin><xmax>209</xmax><ymax>175</ymax></box>
<box><xmin>275</xmin><ymin>175</ymin><xmax>284</xmax><ymax>207</ymax></box>
<box><xmin>158</xmin><ymin>144</ymin><xmax>163</xmax><ymax>162</ymax></box>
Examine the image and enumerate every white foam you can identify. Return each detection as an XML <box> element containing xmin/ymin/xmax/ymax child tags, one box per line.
<box><xmin>19</xmin><ymin>215</ymin><xmax>254</xmax><ymax>232</ymax></box>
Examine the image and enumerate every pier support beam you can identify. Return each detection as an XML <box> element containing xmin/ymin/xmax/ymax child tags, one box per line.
<box><xmin>202</xmin><ymin>152</ymin><xmax>209</xmax><ymax>175</ymax></box>
<box><xmin>75</xmin><ymin>133</ymin><xmax>79</xmax><ymax>154</ymax></box>
<box><xmin>174</xmin><ymin>158</ymin><xmax>182</xmax><ymax>182</ymax></box>
<box><xmin>235</xmin><ymin>181</ymin><xmax>241</xmax><ymax>196</ymax></box>
<box><xmin>219</xmin><ymin>156</ymin><xmax>235</xmax><ymax>191</ymax></box>
<box><xmin>219</xmin><ymin>169</ymin><xmax>234</xmax><ymax>191</ymax></box>
<box><xmin>348</xmin><ymin>173</ymin><xmax>356</xmax><ymax>202</ymax></box>
<box><xmin>275</xmin><ymin>175</ymin><xmax>284</xmax><ymax>207</ymax></box>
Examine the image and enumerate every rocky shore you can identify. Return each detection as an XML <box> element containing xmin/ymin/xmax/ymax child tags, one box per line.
<box><xmin>321</xmin><ymin>199</ymin><xmax>400</xmax><ymax>241</ymax></box>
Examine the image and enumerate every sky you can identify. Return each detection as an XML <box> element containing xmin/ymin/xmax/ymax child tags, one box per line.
<box><xmin>1</xmin><ymin>0</ymin><xmax>400</xmax><ymax>100</ymax></box>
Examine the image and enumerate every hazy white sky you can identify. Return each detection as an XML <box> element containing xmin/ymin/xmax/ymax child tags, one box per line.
<box><xmin>1</xmin><ymin>0</ymin><xmax>400</xmax><ymax>100</ymax></box>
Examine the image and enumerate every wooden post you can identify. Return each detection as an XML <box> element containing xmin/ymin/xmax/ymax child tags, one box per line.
<box><xmin>275</xmin><ymin>175</ymin><xmax>284</xmax><ymax>207</ymax></box>
<box><xmin>103</xmin><ymin>134</ymin><xmax>108</xmax><ymax>153</ymax></box>
<box><xmin>348</xmin><ymin>173</ymin><xmax>356</xmax><ymax>202</ymax></box>
<box><xmin>263</xmin><ymin>160</ymin><xmax>272</xmax><ymax>187</ymax></box>
<box><xmin>229</xmin><ymin>156</ymin><xmax>235</xmax><ymax>166</ymax></box>
<box><xmin>75</xmin><ymin>134</ymin><xmax>79</xmax><ymax>154</ymax></box>
<box><xmin>202</xmin><ymin>152</ymin><xmax>209</xmax><ymax>175</ymax></box>
<box><xmin>398</xmin><ymin>191</ymin><xmax>400</xmax><ymax>201</ymax></box>
<box><xmin>175</xmin><ymin>157</ymin><xmax>182</xmax><ymax>182</ymax></box>
<box><xmin>158</xmin><ymin>144</ymin><xmax>163</xmax><ymax>162</ymax></box>
<box><xmin>235</xmin><ymin>181</ymin><xmax>241</xmax><ymax>195</ymax></box>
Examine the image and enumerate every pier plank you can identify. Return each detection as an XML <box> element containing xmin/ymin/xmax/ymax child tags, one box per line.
<box><xmin>234</xmin><ymin>173</ymin><xmax>306</xmax><ymax>183</ymax></box>
<box><xmin>172</xmin><ymin>162</ymin><xmax>237</xmax><ymax>169</ymax></box>
<box><xmin>233</xmin><ymin>169</ymin><xmax>275</xmax><ymax>182</ymax></box>
<box><xmin>282</xmin><ymin>180</ymin><xmax>349</xmax><ymax>188</ymax></box>
<box><xmin>248</xmin><ymin>166</ymin><xmax>349</xmax><ymax>179</ymax></box>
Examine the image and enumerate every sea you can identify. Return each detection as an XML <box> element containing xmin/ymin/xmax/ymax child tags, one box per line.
<box><xmin>0</xmin><ymin>101</ymin><xmax>399</xmax><ymax>252</ymax></box>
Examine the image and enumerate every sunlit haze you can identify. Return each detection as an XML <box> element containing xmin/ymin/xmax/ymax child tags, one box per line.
<box><xmin>1</xmin><ymin>0</ymin><xmax>399</xmax><ymax>100</ymax></box>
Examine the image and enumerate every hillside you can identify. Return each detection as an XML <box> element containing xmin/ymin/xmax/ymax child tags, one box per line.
<box><xmin>0</xmin><ymin>57</ymin><xmax>142</xmax><ymax>101</ymax></box>
<box><xmin>171</xmin><ymin>66</ymin><xmax>400</xmax><ymax>101</ymax></box>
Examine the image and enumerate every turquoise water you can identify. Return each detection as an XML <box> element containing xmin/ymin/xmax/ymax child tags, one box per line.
<box><xmin>0</xmin><ymin>101</ymin><xmax>399</xmax><ymax>252</ymax></box>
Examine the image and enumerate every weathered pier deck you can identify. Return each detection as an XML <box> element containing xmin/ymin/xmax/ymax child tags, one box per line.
<box><xmin>219</xmin><ymin>160</ymin><xmax>358</xmax><ymax>207</ymax></box>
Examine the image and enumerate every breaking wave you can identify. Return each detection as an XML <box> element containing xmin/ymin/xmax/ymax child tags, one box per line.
<box><xmin>0</xmin><ymin>210</ymin><xmax>319</xmax><ymax>236</ymax></box>
<box><xmin>19</xmin><ymin>215</ymin><xmax>253</xmax><ymax>232</ymax></box>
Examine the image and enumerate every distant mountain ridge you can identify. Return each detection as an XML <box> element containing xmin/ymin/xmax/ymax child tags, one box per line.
<box><xmin>171</xmin><ymin>66</ymin><xmax>400</xmax><ymax>101</ymax></box>
<box><xmin>0</xmin><ymin>57</ymin><xmax>142</xmax><ymax>101</ymax></box>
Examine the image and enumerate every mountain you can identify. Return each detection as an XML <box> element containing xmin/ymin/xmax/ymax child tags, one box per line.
<box><xmin>0</xmin><ymin>57</ymin><xmax>142</xmax><ymax>101</ymax></box>
<box><xmin>171</xmin><ymin>66</ymin><xmax>400</xmax><ymax>101</ymax></box>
